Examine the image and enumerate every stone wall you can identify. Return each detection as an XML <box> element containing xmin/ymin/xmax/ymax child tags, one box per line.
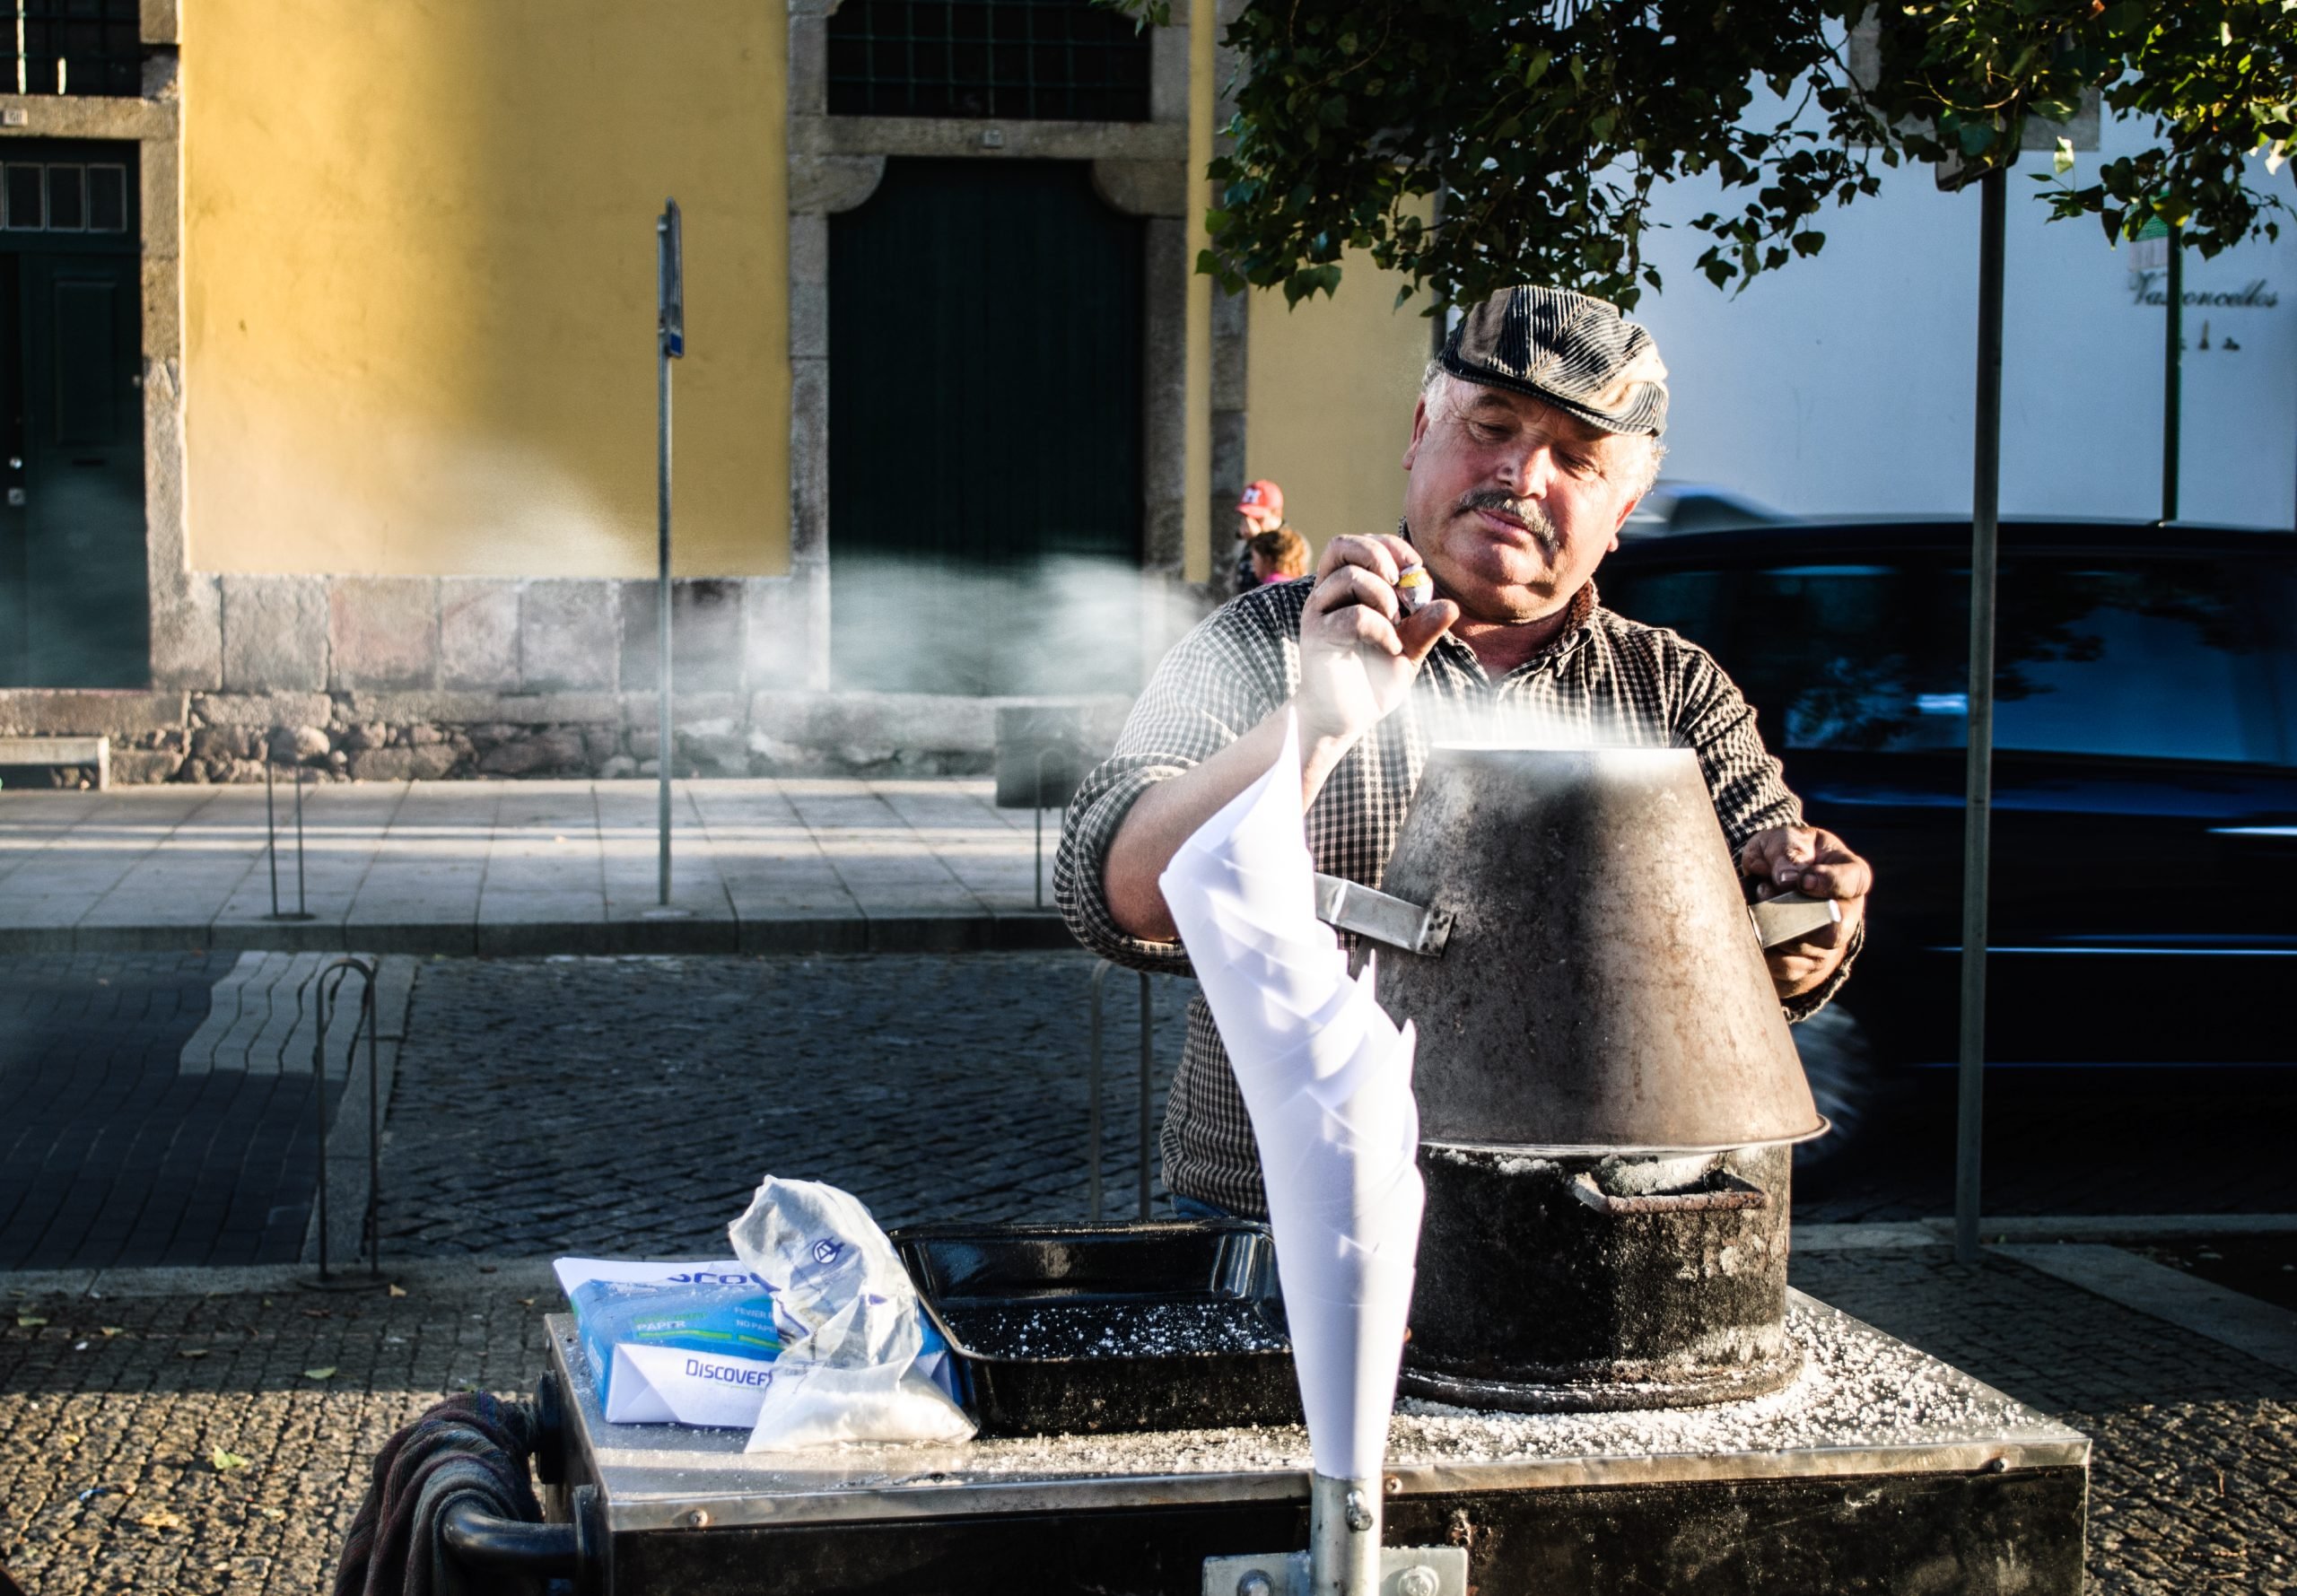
<box><xmin>0</xmin><ymin>571</ymin><xmax>1148</xmax><ymax>785</ymax></box>
<box><xmin>0</xmin><ymin>685</ymin><xmax>1138</xmax><ymax>787</ymax></box>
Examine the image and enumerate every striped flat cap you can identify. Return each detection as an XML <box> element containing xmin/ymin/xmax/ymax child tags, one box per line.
<box><xmin>1439</xmin><ymin>285</ymin><xmax>1669</xmax><ymax>437</ymax></box>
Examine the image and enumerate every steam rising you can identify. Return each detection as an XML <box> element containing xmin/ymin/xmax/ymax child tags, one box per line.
<box><xmin>828</xmin><ymin>553</ymin><xmax>1207</xmax><ymax>697</ymax></box>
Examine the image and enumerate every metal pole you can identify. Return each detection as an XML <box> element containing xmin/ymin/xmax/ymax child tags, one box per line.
<box><xmin>362</xmin><ymin>975</ymin><xmax>380</xmax><ymax>1278</ymax></box>
<box><xmin>1138</xmin><ymin>971</ymin><xmax>1154</xmax><ymax>1222</ymax></box>
<box><xmin>265</xmin><ymin>758</ymin><xmax>280</xmax><ymax>918</ymax></box>
<box><xmin>1088</xmin><ymin>961</ymin><xmax>1111</xmax><ymax>1221</ymax></box>
<box><xmin>656</xmin><ymin>283</ymin><xmax>674</xmax><ymax>905</ymax></box>
<box><xmin>1955</xmin><ymin>169</ymin><xmax>2006</xmax><ymax>1265</ymax></box>
<box><xmin>1309</xmin><ymin>1473</ymin><xmax>1383</xmax><ymax>1595</ymax></box>
<box><xmin>1035</xmin><ymin>748</ymin><xmax>1052</xmax><ymax>910</ymax></box>
<box><xmin>312</xmin><ymin>971</ymin><xmax>333</xmax><ymax>1282</ymax></box>
<box><xmin>2162</xmin><ymin>223</ymin><xmax>2183</xmax><ymax>523</ymax></box>
<box><xmin>304</xmin><ymin>957</ymin><xmax>380</xmax><ymax>1288</ymax></box>
<box><xmin>655</xmin><ymin>200</ymin><xmax>682</xmax><ymax>906</ymax></box>
<box><xmin>293</xmin><ymin>770</ymin><xmax>308</xmax><ymax>918</ymax></box>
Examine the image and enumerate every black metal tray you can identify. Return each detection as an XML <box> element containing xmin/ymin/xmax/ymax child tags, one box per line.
<box><xmin>890</xmin><ymin>1220</ymin><xmax>1303</xmax><ymax>1437</ymax></box>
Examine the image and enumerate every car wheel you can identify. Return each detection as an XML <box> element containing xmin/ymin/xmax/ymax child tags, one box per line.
<box><xmin>1791</xmin><ymin>1005</ymin><xmax>1876</xmax><ymax>1177</ymax></box>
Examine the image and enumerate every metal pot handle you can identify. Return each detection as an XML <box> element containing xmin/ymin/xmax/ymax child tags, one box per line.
<box><xmin>1311</xmin><ymin>878</ymin><xmax>1835</xmax><ymax>957</ymax></box>
<box><xmin>1748</xmin><ymin>891</ymin><xmax>1841</xmax><ymax>950</ymax></box>
<box><xmin>1311</xmin><ymin>874</ymin><xmax>1453</xmax><ymax>956</ymax></box>
<box><xmin>1569</xmin><ymin>1172</ymin><xmax>1770</xmax><ymax>1216</ymax></box>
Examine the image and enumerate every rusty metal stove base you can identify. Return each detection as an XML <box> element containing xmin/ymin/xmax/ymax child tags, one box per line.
<box><xmin>533</xmin><ymin>1294</ymin><xmax>2090</xmax><ymax>1596</ymax></box>
<box><xmin>1397</xmin><ymin>1345</ymin><xmax>1804</xmax><ymax>1415</ymax></box>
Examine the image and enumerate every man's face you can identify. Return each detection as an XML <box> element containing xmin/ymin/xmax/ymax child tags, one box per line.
<box><xmin>1236</xmin><ymin>508</ymin><xmax>1278</xmax><ymax>543</ymax></box>
<box><xmin>1400</xmin><ymin>376</ymin><xmax>1648</xmax><ymax>624</ymax></box>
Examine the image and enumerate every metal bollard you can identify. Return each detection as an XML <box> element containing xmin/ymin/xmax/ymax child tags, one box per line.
<box><xmin>1086</xmin><ymin>960</ymin><xmax>1157</xmax><ymax>1223</ymax></box>
<box><xmin>264</xmin><ymin>757</ymin><xmax>317</xmax><ymax>923</ymax></box>
<box><xmin>1032</xmin><ymin>746</ymin><xmax>1070</xmax><ymax>911</ymax></box>
<box><xmin>306</xmin><ymin>956</ymin><xmax>382</xmax><ymax>1284</ymax></box>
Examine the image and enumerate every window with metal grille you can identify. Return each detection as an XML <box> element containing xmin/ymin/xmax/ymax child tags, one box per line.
<box><xmin>828</xmin><ymin>0</ymin><xmax>1151</xmax><ymax>122</ymax></box>
<box><xmin>2</xmin><ymin>161</ymin><xmax>129</xmax><ymax>231</ymax></box>
<box><xmin>9</xmin><ymin>0</ymin><xmax>143</xmax><ymax>98</ymax></box>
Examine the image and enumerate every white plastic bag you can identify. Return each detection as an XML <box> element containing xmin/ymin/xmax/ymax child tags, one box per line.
<box><xmin>727</xmin><ymin>1175</ymin><xmax>975</xmax><ymax>1450</ymax></box>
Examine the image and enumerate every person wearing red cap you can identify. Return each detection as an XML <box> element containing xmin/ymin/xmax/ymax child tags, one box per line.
<box><xmin>1231</xmin><ymin>479</ymin><xmax>1288</xmax><ymax>597</ymax></box>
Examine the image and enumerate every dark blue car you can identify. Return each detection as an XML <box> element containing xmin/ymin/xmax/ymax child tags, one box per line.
<box><xmin>1597</xmin><ymin>519</ymin><xmax>2297</xmax><ymax>1167</ymax></box>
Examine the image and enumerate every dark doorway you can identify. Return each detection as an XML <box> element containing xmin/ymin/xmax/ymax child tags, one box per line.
<box><xmin>0</xmin><ymin>139</ymin><xmax>146</xmax><ymax>688</ymax></box>
<box><xmin>829</xmin><ymin>157</ymin><xmax>1144</xmax><ymax>696</ymax></box>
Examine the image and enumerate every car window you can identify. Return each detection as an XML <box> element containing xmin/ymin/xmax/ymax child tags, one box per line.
<box><xmin>1601</xmin><ymin>568</ymin><xmax>1732</xmax><ymax>649</ymax></box>
<box><xmin>1604</xmin><ymin>551</ymin><xmax>2296</xmax><ymax>766</ymax></box>
<box><xmin>1608</xmin><ymin>562</ymin><xmax>1961</xmax><ymax>754</ymax></box>
<box><xmin>2252</xmin><ymin>563</ymin><xmax>2297</xmax><ymax>764</ymax></box>
<box><xmin>1752</xmin><ymin>565</ymin><xmax>1962</xmax><ymax>753</ymax></box>
<box><xmin>1987</xmin><ymin>563</ymin><xmax>2288</xmax><ymax>766</ymax></box>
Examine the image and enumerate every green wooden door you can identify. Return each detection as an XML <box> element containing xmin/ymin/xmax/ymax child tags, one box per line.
<box><xmin>0</xmin><ymin>144</ymin><xmax>146</xmax><ymax>688</ymax></box>
<box><xmin>829</xmin><ymin>158</ymin><xmax>1144</xmax><ymax>695</ymax></box>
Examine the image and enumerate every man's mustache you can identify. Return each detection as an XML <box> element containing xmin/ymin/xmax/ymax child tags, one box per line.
<box><xmin>1454</xmin><ymin>489</ymin><xmax>1559</xmax><ymax>553</ymax></box>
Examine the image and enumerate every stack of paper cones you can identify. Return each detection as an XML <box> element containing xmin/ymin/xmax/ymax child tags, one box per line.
<box><xmin>1158</xmin><ymin>715</ymin><xmax>1423</xmax><ymax>1481</ymax></box>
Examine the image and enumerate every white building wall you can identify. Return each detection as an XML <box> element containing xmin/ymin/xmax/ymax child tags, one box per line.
<box><xmin>1633</xmin><ymin>119</ymin><xmax>2297</xmax><ymax>530</ymax></box>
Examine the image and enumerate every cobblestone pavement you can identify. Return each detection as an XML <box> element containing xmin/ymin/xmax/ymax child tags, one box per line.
<box><xmin>378</xmin><ymin>954</ymin><xmax>1194</xmax><ymax>1257</ymax></box>
<box><xmin>1795</xmin><ymin>1249</ymin><xmax>2297</xmax><ymax>1594</ymax></box>
<box><xmin>376</xmin><ymin>955</ymin><xmax>2297</xmax><ymax>1257</ymax></box>
<box><xmin>0</xmin><ymin>954</ymin><xmax>331</xmax><ymax>1273</ymax></box>
<box><xmin>2</xmin><ymin>1248</ymin><xmax>2289</xmax><ymax>1593</ymax></box>
<box><xmin>0</xmin><ymin>1269</ymin><xmax>554</xmax><ymax>1595</ymax></box>
<box><xmin>12</xmin><ymin>954</ymin><xmax>2295</xmax><ymax>1284</ymax></box>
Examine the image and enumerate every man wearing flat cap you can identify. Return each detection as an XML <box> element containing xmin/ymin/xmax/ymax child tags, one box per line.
<box><xmin>1057</xmin><ymin>285</ymin><xmax>1872</xmax><ymax>1221</ymax></box>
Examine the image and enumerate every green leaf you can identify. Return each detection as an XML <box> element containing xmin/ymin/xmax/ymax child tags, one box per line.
<box><xmin>2054</xmin><ymin>136</ymin><xmax>2075</xmax><ymax>176</ymax></box>
<box><xmin>210</xmin><ymin>1447</ymin><xmax>250</xmax><ymax>1472</ymax></box>
<box><xmin>301</xmin><ymin>1365</ymin><xmax>337</xmax><ymax>1381</ymax></box>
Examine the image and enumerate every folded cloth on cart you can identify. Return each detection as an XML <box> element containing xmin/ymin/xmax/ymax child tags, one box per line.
<box><xmin>729</xmin><ymin>1175</ymin><xmax>977</xmax><ymax>1449</ymax></box>
<box><xmin>554</xmin><ymin>1254</ymin><xmax>957</xmax><ymax>1432</ymax></box>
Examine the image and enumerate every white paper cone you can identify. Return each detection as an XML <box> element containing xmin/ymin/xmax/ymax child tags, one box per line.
<box><xmin>1278</xmin><ymin>1279</ymin><xmax>1417</xmax><ymax>1479</ymax></box>
<box><xmin>1155</xmin><ymin>711</ymin><xmax>1429</xmax><ymax>1487</ymax></box>
<box><xmin>1187</xmin><ymin>924</ymin><xmax>1356</xmax><ymax>1045</ymax></box>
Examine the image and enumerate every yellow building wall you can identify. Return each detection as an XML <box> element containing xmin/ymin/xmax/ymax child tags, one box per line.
<box><xmin>183</xmin><ymin>0</ymin><xmax>788</xmax><ymax>579</ymax></box>
<box><xmin>1244</xmin><ymin>265</ymin><xmax>1435</xmax><ymax>560</ymax></box>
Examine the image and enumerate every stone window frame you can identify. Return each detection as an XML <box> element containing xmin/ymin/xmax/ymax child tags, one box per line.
<box><xmin>786</xmin><ymin>0</ymin><xmax>1242</xmax><ymax>691</ymax></box>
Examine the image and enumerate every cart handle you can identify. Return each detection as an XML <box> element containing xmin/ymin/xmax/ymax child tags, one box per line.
<box><xmin>443</xmin><ymin>1481</ymin><xmax>607</xmax><ymax>1594</ymax></box>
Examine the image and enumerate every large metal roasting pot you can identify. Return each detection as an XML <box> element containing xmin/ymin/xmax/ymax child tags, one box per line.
<box><xmin>1314</xmin><ymin>746</ymin><xmax>1834</xmax><ymax>1410</ymax></box>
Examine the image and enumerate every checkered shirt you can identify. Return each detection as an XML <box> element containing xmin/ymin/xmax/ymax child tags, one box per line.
<box><xmin>1053</xmin><ymin>576</ymin><xmax>1861</xmax><ymax>1218</ymax></box>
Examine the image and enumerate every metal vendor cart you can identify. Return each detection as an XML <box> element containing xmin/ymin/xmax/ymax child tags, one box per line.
<box><xmin>469</xmin><ymin>1293</ymin><xmax>2089</xmax><ymax>1595</ymax></box>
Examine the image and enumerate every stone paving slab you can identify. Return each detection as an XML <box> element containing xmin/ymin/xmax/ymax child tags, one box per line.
<box><xmin>0</xmin><ymin>954</ymin><xmax>415</xmax><ymax>1275</ymax></box>
<box><xmin>0</xmin><ymin>779</ymin><xmax>1073</xmax><ymax>955</ymax></box>
<box><xmin>2</xmin><ymin>1246</ymin><xmax>2290</xmax><ymax>1593</ymax></box>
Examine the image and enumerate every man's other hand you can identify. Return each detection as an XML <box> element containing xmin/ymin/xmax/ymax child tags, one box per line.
<box><xmin>1297</xmin><ymin>534</ymin><xmax>1458</xmax><ymax>746</ymax></box>
<box><xmin>1739</xmin><ymin>824</ymin><xmax>1872</xmax><ymax>999</ymax></box>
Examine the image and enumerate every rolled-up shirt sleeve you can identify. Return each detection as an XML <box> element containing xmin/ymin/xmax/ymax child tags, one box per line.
<box><xmin>1671</xmin><ymin>635</ymin><xmax>1864</xmax><ymax>1022</ymax></box>
<box><xmin>1053</xmin><ymin>600</ymin><xmax>1288</xmax><ymax>977</ymax></box>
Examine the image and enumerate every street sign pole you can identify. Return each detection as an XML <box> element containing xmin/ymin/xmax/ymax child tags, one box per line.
<box><xmin>2162</xmin><ymin>222</ymin><xmax>2182</xmax><ymax>523</ymax></box>
<box><xmin>656</xmin><ymin>199</ymin><xmax>684</xmax><ymax>908</ymax></box>
<box><xmin>1954</xmin><ymin>169</ymin><xmax>2006</xmax><ymax>1266</ymax></box>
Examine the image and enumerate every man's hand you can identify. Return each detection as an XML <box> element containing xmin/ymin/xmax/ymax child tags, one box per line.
<box><xmin>1739</xmin><ymin>824</ymin><xmax>1872</xmax><ymax>1001</ymax></box>
<box><xmin>1297</xmin><ymin>535</ymin><xmax>1459</xmax><ymax>747</ymax></box>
